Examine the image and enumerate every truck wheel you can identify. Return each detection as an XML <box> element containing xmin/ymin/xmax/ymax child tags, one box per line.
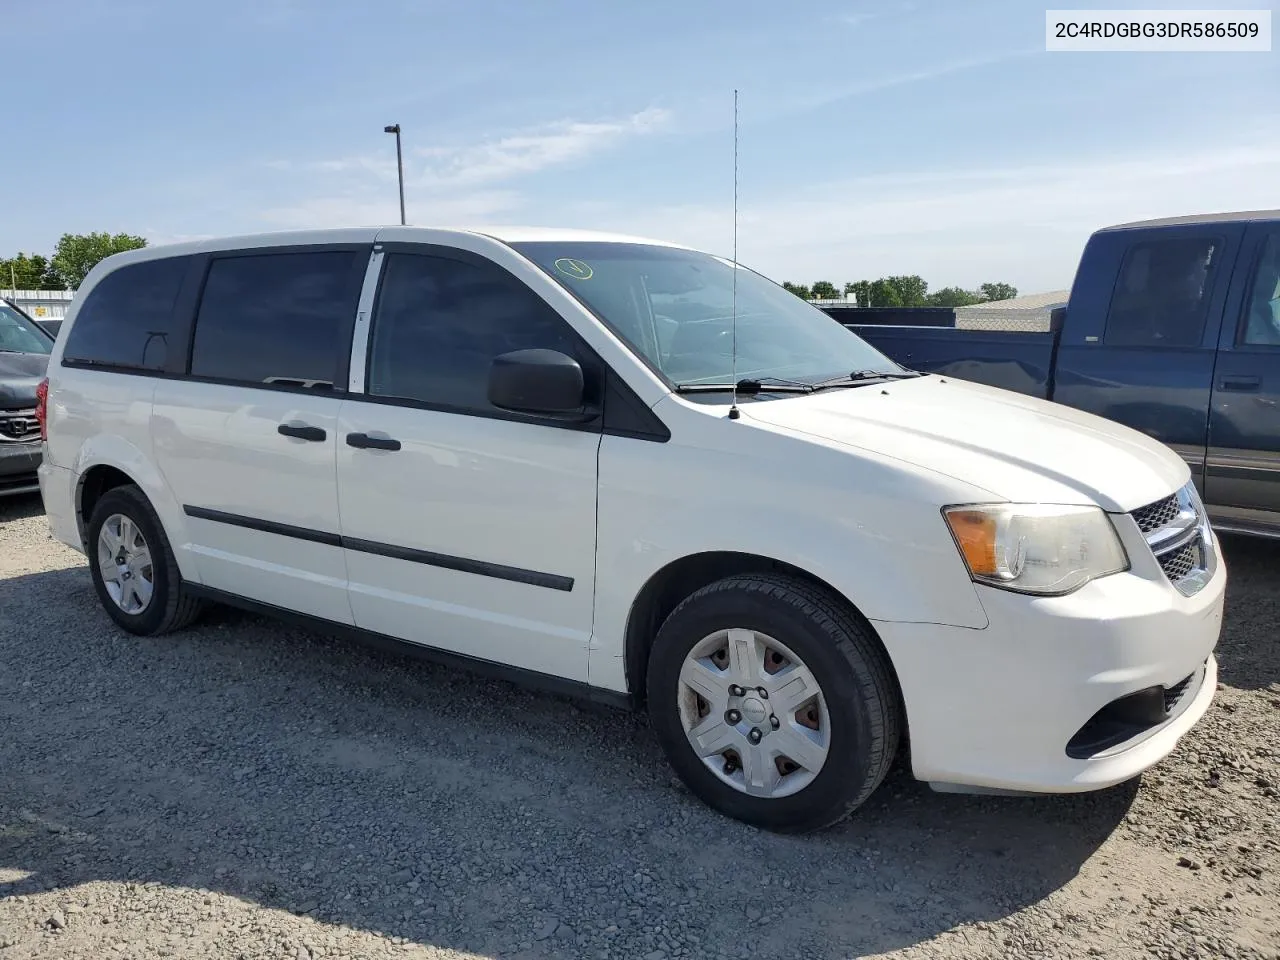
<box><xmin>646</xmin><ymin>573</ymin><xmax>901</xmax><ymax>833</ymax></box>
<box><xmin>86</xmin><ymin>485</ymin><xmax>206</xmax><ymax>636</ymax></box>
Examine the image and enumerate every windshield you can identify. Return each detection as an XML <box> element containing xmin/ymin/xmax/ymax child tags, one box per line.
<box><xmin>510</xmin><ymin>242</ymin><xmax>902</xmax><ymax>387</ymax></box>
<box><xmin>0</xmin><ymin>302</ymin><xmax>53</xmax><ymax>355</ymax></box>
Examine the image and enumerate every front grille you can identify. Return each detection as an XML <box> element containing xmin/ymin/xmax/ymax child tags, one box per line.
<box><xmin>1132</xmin><ymin>493</ymin><xmax>1179</xmax><ymax>534</ymax></box>
<box><xmin>1159</xmin><ymin>540</ymin><xmax>1200</xmax><ymax>582</ymax></box>
<box><xmin>1130</xmin><ymin>483</ymin><xmax>1211</xmax><ymax>596</ymax></box>
<box><xmin>1163</xmin><ymin>672</ymin><xmax>1195</xmax><ymax>712</ymax></box>
<box><xmin>0</xmin><ymin>409</ymin><xmax>40</xmax><ymax>444</ymax></box>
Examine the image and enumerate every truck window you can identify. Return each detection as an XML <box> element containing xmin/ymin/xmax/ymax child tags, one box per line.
<box><xmin>189</xmin><ymin>250</ymin><xmax>363</xmax><ymax>389</ymax></box>
<box><xmin>367</xmin><ymin>252</ymin><xmax>581</xmax><ymax>414</ymax></box>
<box><xmin>1104</xmin><ymin>238</ymin><xmax>1219</xmax><ymax>348</ymax></box>
<box><xmin>62</xmin><ymin>257</ymin><xmax>190</xmax><ymax>371</ymax></box>
<box><xmin>1241</xmin><ymin>233</ymin><xmax>1280</xmax><ymax>347</ymax></box>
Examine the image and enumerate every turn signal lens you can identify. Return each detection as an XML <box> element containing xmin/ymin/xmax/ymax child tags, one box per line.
<box><xmin>942</xmin><ymin>503</ymin><xmax>1128</xmax><ymax>596</ymax></box>
<box><xmin>947</xmin><ymin>509</ymin><xmax>999</xmax><ymax>577</ymax></box>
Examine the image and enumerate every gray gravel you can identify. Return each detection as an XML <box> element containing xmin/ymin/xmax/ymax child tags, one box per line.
<box><xmin>0</xmin><ymin>492</ymin><xmax>1276</xmax><ymax>960</ymax></box>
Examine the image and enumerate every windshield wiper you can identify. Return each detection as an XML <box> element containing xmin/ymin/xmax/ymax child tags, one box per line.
<box><xmin>674</xmin><ymin>376</ymin><xmax>815</xmax><ymax>395</ymax></box>
<box><xmin>811</xmin><ymin>369</ymin><xmax>924</xmax><ymax>390</ymax></box>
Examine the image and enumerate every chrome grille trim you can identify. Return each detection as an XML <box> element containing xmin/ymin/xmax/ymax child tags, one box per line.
<box><xmin>1132</xmin><ymin>483</ymin><xmax>1215</xmax><ymax>597</ymax></box>
<box><xmin>0</xmin><ymin>409</ymin><xmax>40</xmax><ymax>444</ymax></box>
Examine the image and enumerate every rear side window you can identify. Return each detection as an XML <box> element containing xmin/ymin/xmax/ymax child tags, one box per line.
<box><xmin>62</xmin><ymin>257</ymin><xmax>189</xmax><ymax>371</ymax></box>
<box><xmin>367</xmin><ymin>252</ymin><xmax>580</xmax><ymax>413</ymax></box>
<box><xmin>189</xmin><ymin>250</ymin><xmax>364</xmax><ymax>390</ymax></box>
<box><xmin>1241</xmin><ymin>232</ymin><xmax>1280</xmax><ymax>347</ymax></box>
<box><xmin>1104</xmin><ymin>238</ymin><xmax>1219</xmax><ymax>347</ymax></box>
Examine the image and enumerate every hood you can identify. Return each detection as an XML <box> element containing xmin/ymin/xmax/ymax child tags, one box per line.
<box><xmin>0</xmin><ymin>352</ymin><xmax>50</xmax><ymax>409</ymax></box>
<box><xmin>740</xmin><ymin>375</ymin><xmax>1188</xmax><ymax>513</ymax></box>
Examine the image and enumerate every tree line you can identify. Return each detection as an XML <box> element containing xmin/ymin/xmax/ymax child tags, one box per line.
<box><xmin>1</xmin><ymin>232</ymin><xmax>148</xmax><ymax>291</ymax></box>
<box><xmin>782</xmin><ymin>276</ymin><xmax>1018</xmax><ymax>308</ymax></box>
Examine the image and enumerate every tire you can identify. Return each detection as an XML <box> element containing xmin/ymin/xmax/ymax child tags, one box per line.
<box><xmin>646</xmin><ymin>573</ymin><xmax>901</xmax><ymax>833</ymax></box>
<box><xmin>86</xmin><ymin>485</ymin><xmax>206</xmax><ymax>636</ymax></box>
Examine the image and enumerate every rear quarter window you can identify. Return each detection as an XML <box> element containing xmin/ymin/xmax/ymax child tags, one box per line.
<box><xmin>1103</xmin><ymin>237</ymin><xmax>1220</xmax><ymax>348</ymax></box>
<box><xmin>62</xmin><ymin>257</ymin><xmax>191</xmax><ymax>371</ymax></box>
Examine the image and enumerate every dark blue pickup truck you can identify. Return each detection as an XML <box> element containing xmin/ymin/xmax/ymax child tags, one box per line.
<box><xmin>847</xmin><ymin>209</ymin><xmax>1280</xmax><ymax>539</ymax></box>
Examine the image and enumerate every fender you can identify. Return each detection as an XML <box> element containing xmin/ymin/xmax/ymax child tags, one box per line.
<box><xmin>72</xmin><ymin>431</ymin><xmax>203</xmax><ymax>585</ymax></box>
<box><xmin>589</xmin><ymin>421</ymin><xmax>993</xmax><ymax>693</ymax></box>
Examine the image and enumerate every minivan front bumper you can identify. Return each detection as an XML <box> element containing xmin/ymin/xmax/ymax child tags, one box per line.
<box><xmin>871</xmin><ymin>536</ymin><xmax>1225</xmax><ymax>794</ymax></box>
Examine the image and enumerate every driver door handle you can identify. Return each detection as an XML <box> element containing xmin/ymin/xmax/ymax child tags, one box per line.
<box><xmin>1219</xmin><ymin>376</ymin><xmax>1261</xmax><ymax>392</ymax></box>
<box><xmin>346</xmin><ymin>432</ymin><xmax>402</xmax><ymax>451</ymax></box>
<box><xmin>278</xmin><ymin>422</ymin><xmax>327</xmax><ymax>442</ymax></box>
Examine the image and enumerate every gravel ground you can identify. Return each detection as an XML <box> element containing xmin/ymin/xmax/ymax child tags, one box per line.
<box><xmin>0</xmin><ymin>493</ymin><xmax>1276</xmax><ymax>960</ymax></box>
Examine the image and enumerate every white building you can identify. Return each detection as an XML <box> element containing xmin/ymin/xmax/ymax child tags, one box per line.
<box><xmin>0</xmin><ymin>289</ymin><xmax>75</xmax><ymax>326</ymax></box>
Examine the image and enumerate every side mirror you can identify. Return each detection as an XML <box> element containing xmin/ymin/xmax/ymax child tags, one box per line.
<box><xmin>488</xmin><ymin>348</ymin><xmax>585</xmax><ymax>415</ymax></box>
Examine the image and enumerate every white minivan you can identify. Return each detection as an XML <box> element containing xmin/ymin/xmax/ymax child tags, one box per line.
<box><xmin>37</xmin><ymin>227</ymin><xmax>1225</xmax><ymax>832</ymax></box>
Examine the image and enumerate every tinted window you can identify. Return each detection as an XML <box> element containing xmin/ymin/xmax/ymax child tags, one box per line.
<box><xmin>367</xmin><ymin>253</ymin><xmax>579</xmax><ymax>412</ymax></box>
<box><xmin>1104</xmin><ymin>238</ymin><xmax>1219</xmax><ymax>347</ymax></box>
<box><xmin>0</xmin><ymin>303</ymin><xmax>53</xmax><ymax>355</ymax></box>
<box><xmin>62</xmin><ymin>257</ymin><xmax>188</xmax><ymax>370</ymax></box>
<box><xmin>1241</xmin><ymin>233</ymin><xmax>1280</xmax><ymax>347</ymax></box>
<box><xmin>190</xmin><ymin>251</ymin><xmax>363</xmax><ymax>389</ymax></box>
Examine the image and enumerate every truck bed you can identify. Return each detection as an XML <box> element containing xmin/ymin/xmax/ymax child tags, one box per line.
<box><xmin>848</xmin><ymin>324</ymin><xmax>1057</xmax><ymax>399</ymax></box>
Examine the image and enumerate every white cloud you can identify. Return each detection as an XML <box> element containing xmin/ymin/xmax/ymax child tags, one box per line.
<box><xmin>414</xmin><ymin>107</ymin><xmax>671</xmax><ymax>189</ymax></box>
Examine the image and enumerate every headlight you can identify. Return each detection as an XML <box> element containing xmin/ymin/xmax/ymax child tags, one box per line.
<box><xmin>942</xmin><ymin>503</ymin><xmax>1129</xmax><ymax>596</ymax></box>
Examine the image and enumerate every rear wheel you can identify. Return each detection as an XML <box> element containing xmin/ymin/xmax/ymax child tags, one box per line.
<box><xmin>86</xmin><ymin>485</ymin><xmax>205</xmax><ymax>636</ymax></box>
<box><xmin>647</xmin><ymin>573</ymin><xmax>900</xmax><ymax>833</ymax></box>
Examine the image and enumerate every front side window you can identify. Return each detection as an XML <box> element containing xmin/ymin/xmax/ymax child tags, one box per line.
<box><xmin>62</xmin><ymin>257</ymin><xmax>189</xmax><ymax>370</ymax></box>
<box><xmin>189</xmin><ymin>250</ymin><xmax>363</xmax><ymax>389</ymax></box>
<box><xmin>0</xmin><ymin>303</ymin><xmax>53</xmax><ymax>356</ymax></box>
<box><xmin>1241</xmin><ymin>233</ymin><xmax>1280</xmax><ymax>347</ymax></box>
<box><xmin>367</xmin><ymin>252</ymin><xmax>581</xmax><ymax>412</ymax></box>
<box><xmin>510</xmin><ymin>241</ymin><xmax>901</xmax><ymax>386</ymax></box>
<box><xmin>1104</xmin><ymin>238</ymin><xmax>1219</xmax><ymax>348</ymax></box>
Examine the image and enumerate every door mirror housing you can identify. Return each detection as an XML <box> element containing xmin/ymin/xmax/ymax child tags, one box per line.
<box><xmin>488</xmin><ymin>348</ymin><xmax>586</xmax><ymax>415</ymax></box>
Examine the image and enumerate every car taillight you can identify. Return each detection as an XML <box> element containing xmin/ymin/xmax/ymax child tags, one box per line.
<box><xmin>35</xmin><ymin>378</ymin><xmax>49</xmax><ymax>441</ymax></box>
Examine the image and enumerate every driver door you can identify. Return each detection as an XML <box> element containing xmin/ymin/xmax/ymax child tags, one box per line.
<box><xmin>336</xmin><ymin>245</ymin><xmax>602</xmax><ymax>681</ymax></box>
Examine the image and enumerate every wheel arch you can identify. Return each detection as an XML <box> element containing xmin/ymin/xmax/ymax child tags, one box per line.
<box><xmin>623</xmin><ymin>551</ymin><xmax>904</xmax><ymax>716</ymax></box>
<box><xmin>76</xmin><ymin>464</ymin><xmax>138</xmax><ymax>549</ymax></box>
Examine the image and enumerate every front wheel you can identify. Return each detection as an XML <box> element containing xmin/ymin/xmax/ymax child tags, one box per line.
<box><xmin>647</xmin><ymin>574</ymin><xmax>901</xmax><ymax>833</ymax></box>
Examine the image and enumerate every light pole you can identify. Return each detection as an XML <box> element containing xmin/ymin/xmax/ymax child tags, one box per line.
<box><xmin>384</xmin><ymin>124</ymin><xmax>406</xmax><ymax>225</ymax></box>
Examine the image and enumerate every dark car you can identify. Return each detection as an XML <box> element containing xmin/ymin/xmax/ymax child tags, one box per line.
<box><xmin>839</xmin><ymin>209</ymin><xmax>1280</xmax><ymax>540</ymax></box>
<box><xmin>0</xmin><ymin>298</ymin><xmax>53</xmax><ymax>496</ymax></box>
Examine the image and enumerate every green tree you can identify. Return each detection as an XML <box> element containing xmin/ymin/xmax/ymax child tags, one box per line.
<box><xmin>884</xmin><ymin>275</ymin><xmax>928</xmax><ymax>307</ymax></box>
<box><xmin>51</xmin><ymin>232</ymin><xmax>147</xmax><ymax>289</ymax></box>
<box><xmin>0</xmin><ymin>253</ymin><xmax>63</xmax><ymax>290</ymax></box>
<box><xmin>782</xmin><ymin>281</ymin><xmax>812</xmax><ymax>300</ymax></box>
<box><xmin>979</xmin><ymin>282</ymin><xmax>1018</xmax><ymax>303</ymax></box>
<box><xmin>846</xmin><ymin>280</ymin><xmax>872</xmax><ymax>307</ymax></box>
<box><xmin>867</xmin><ymin>278</ymin><xmax>904</xmax><ymax>307</ymax></box>
<box><xmin>810</xmin><ymin>280</ymin><xmax>839</xmax><ymax>300</ymax></box>
<box><xmin>928</xmin><ymin>286</ymin><xmax>984</xmax><ymax>308</ymax></box>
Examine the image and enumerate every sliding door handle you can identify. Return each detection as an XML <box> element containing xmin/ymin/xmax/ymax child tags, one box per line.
<box><xmin>346</xmin><ymin>432</ymin><xmax>402</xmax><ymax>451</ymax></box>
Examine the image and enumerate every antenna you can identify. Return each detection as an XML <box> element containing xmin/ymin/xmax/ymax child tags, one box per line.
<box><xmin>728</xmin><ymin>89</ymin><xmax>741</xmax><ymax>421</ymax></box>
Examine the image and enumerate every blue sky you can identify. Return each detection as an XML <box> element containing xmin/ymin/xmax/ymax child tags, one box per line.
<box><xmin>4</xmin><ymin>0</ymin><xmax>1278</xmax><ymax>292</ymax></box>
